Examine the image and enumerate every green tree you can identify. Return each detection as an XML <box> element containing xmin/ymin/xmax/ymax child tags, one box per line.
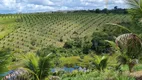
<box><xmin>102</xmin><ymin>8</ymin><xmax>109</xmax><ymax>14</ymax></box>
<box><xmin>91</xmin><ymin>32</ymin><xmax>112</xmax><ymax>54</ymax></box>
<box><xmin>95</xmin><ymin>9</ymin><xmax>101</xmax><ymax>13</ymax></box>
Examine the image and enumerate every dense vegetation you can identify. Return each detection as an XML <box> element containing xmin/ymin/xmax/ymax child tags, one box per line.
<box><xmin>0</xmin><ymin>0</ymin><xmax>142</xmax><ymax>80</ymax></box>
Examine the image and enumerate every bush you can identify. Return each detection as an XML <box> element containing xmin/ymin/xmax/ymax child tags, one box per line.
<box><xmin>63</xmin><ymin>41</ymin><xmax>73</xmax><ymax>48</ymax></box>
<box><xmin>91</xmin><ymin>32</ymin><xmax>112</xmax><ymax>54</ymax></box>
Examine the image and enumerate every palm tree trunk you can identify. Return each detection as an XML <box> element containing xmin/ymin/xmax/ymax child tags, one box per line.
<box><xmin>128</xmin><ymin>62</ymin><xmax>135</xmax><ymax>72</ymax></box>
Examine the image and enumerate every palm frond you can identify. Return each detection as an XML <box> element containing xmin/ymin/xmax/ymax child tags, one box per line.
<box><xmin>100</xmin><ymin>56</ymin><xmax>108</xmax><ymax>70</ymax></box>
<box><xmin>12</xmin><ymin>53</ymin><xmax>52</xmax><ymax>80</ymax></box>
<box><xmin>126</xmin><ymin>0</ymin><xmax>142</xmax><ymax>21</ymax></box>
<box><xmin>126</xmin><ymin>0</ymin><xmax>142</xmax><ymax>8</ymax></box>
<box><xmin>116</xmin><ymin>33</ymin><xmax>141</xmax><ymax>44</ymax></box>
<box><xmin>106</xmin><ymin>23</ymin><xmax>132</xmax><ymax>33</ymax></box>
<box><xmin>105</xmin><ymin>40</ymin><xmax>120</xmax><ymax>52</ymax></box>
<box><xmin>115</xmin><ymin>33</ymin><xmax>142</xmax><ymax>59</ymax></box>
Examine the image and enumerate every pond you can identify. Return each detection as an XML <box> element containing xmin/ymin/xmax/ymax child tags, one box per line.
<box><xmin>0</xmin><ymin>66</ymin><xmax>89</xmax><ymax>77</ymax></box>
<box><xmin>51</xmin><ymin>66</ymin><xmax>89</xmax><ymax>73</ymax></box>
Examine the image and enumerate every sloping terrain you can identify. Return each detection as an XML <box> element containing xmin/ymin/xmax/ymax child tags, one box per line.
<box><xmin>0</xmin><ymin>13</ymin><xmax>130</xmax><ymax>53</ymax></box>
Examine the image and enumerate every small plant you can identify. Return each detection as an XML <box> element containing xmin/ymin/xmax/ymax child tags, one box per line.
<box><xmin>93</xmin><ymin>55</ymin><xmax>108</xmax><ymax>71</ymax></box>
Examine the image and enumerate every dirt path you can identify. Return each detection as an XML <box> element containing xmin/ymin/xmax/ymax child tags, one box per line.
<box><xmin>130</xmin><ymin>71</ymin><xmax>142</xmax><ymax>80</ymax></box>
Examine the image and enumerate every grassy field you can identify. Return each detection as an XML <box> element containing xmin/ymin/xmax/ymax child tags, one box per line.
<box><xmin>0</xmin><ymin>13</ymin><xmax>130</xmax><ymax>53</ymax></box>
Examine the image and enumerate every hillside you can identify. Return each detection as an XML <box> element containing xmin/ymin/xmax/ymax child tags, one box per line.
<box><xmin>0</xmin><ymin>13</ymin><xmax>130</xmax><ymax>53</ymax></box>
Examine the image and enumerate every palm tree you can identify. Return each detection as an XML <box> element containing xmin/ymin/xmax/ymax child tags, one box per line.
<box><xmin>106</xmin><ymin>32</ymin><xmax>142</xmax><ymax>72</ymax></box>
<box><xmin>9</xmin><ymin>53</ymin><xmax>52</xmax><ymax>80</ymax></box>
<box><xmin>116</xmin><ymin>33</ymin><xmax>142</xmax><ymax>72</ymax></box>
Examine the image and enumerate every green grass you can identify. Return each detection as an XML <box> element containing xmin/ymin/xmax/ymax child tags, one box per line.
<box><xmin>59</xmin><ymin>55</ymin><xmax>94</xmax><ymax>67</ymax></box>
<box><xmin>134</xmin><ymin>64</ymin><xmax>142</xmax><ymax>71</ymax></box>
<box><xmin>119</xmin><ymin>64</ymin><xmax>142</xmax><ymax>72</ymax></box>
<box><xmin>61</xmin><ymin>70</ymin><xmax>135</xmax><ymax>80</ymax></box>
<box><xmin>60</xmin><ymin>56</ymin><xmax>81</xmax><ymax>67</ymax></box>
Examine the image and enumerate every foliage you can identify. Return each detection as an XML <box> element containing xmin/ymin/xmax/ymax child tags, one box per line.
<box><xmin>36</xmin><ymin>46</ymin><xmax>57</xmax><ymax>56</ymax></box>
<box><xmin>64</xmin><ymin>36</ymin><xmax>84</xmax><ymax>49</ymax></box>
<box><xmin>91</xmin><ymin>32</ymin><xmax>112</xmax><ymax>54</ymax></box>
<box><xmin>116</xmin><ymin>33</ymin><xmax>142</xmax><ymax>58</ymax></box>
<box><xmin>106</xmin><ymin>32</ymin><xmax>142</xmax><ymax>72</ymax></box>
<box><xmin>102</xmin><ymin>8</ymin><xmax>109</xmax><ymax>14</ymax></box>
<box><xmin>127</xmin><ymin>0</ymin><xmax>142</xmax><ymax>21</ymax></box>
<box><xmin>0</xmin><ymin>13</ymin><xmax>130</xmax><ymax>53</ymax></box>
<box><xmin>64</xmin><ymin>40</ymin><xmax>74</xmax><ymax>48</ymax></box>
<box><xmin>13</xmin><ymin>53</ymin><xmax>52</xmax><ymax>80</ymax></box>
<box><xmin>106</xmin><ymin>23</ymin><xmax>132</xmax><ymax>33</ymax></box>
<box><xmin>59</xmin><ymin>56</ymin><xmax>80</xmax><ymax>67</ymax></box>
<box><xmin>59</xmin><ymin>55</ymin><xmax>94</xmax><ymax>68</ymax></box>
<box><xmin>0</xmin><ymin>6</ymin><xmax>141</xmax><ymax>80</ymax></box>
<box><xmin>93</xmin><ymin>55</ymin><xmax>108</xmax><ymax>71</ymax></box>
<box><xmin>78</xmin><ymin>55</ymin><xmax>94</xmax><ymax>68</ymax></box>
<box><xmin>133</xmin><ymin>64</ymin><xmax>142</xmax><ymax>71</ymax></box>
<box><xmin>61</xmin><ymin>70</ymin><xmax>135</xmax><ymax>80</ymax></box>
<box><xmin>95</xmin><ymin>9</ymin><xmax>101</xmax><ymax>13</ymax></box>
<box><xmin>126</xmin><ymin>0</ymin><xmax>142</xmax><ymax>33</ymax></box>
<box><xmin>0</xmin><ymin>49</ymin><xmax>12</xmax><ymax>77</ymax></box>
<box><xmin>63</xmin><ymin>36</ymin><xmax>92</xmax><ymax>54</ymax></box>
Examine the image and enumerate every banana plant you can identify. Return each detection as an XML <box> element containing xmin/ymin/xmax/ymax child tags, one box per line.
<box><xmin>93</xmin><ymin>55</ymin><xmax>108</xmax><ymax>71</ymax></box>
